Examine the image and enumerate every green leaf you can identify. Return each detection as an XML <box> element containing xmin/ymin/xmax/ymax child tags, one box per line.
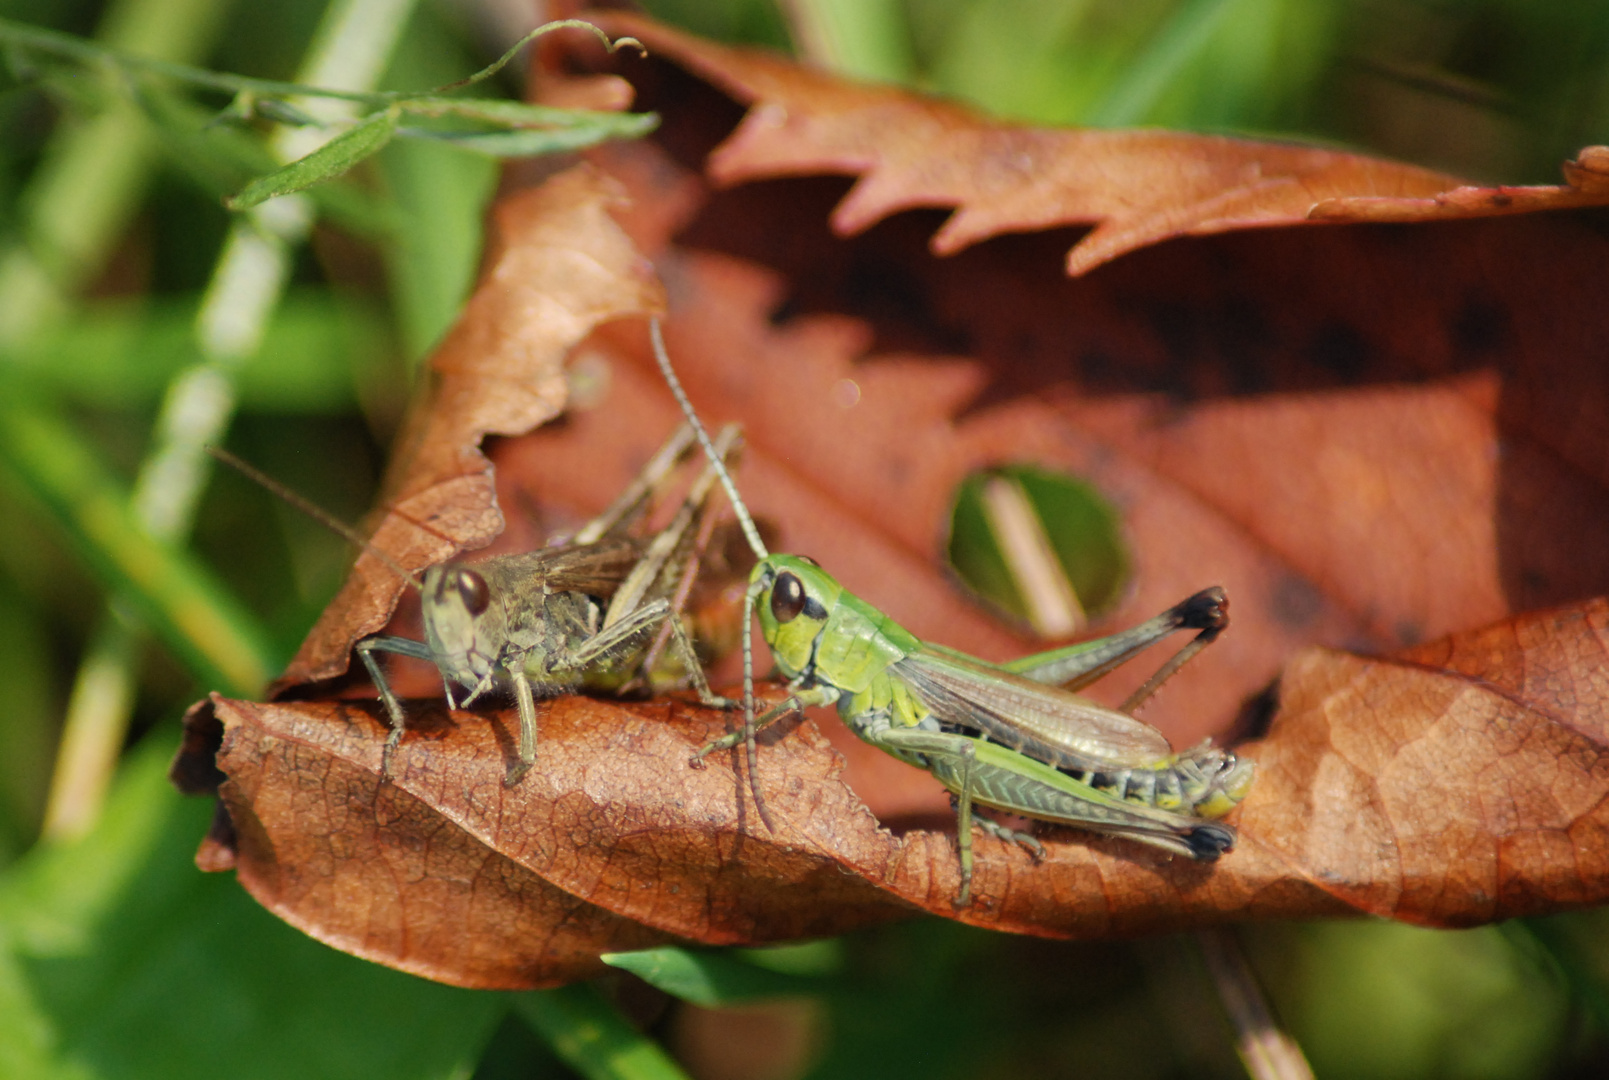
<box><xmin>512</xmin><ymin>984</ymin><xmax>692</xmax><ymax>1080</ymax></box>
<box><xmin>0</xmin><ymin>734</ymin><xmax>505</xmax><ymax>1080</ymax></box>
<box><xmin>0</xmin><ymin>397</ymin><xmax>275</xmax><ymax>695</ymax></box>
<box><xmin>225</xmin><ymin>107</ymin><xmax>398</xmax><ymax>211</ymax></box>
<box><xmin>601</xmin><ymin>947</ymin><xmax>822</xmax><ymax>1007</ymax></box>
<box><xmin>395</xmin><ymin>112</ymin><xmax>657</xmax><ymax>158</ymax></box>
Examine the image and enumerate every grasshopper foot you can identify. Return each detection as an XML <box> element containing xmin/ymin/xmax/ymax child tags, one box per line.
<box><xmin>503</xmin><ymin>759</ymin><xmax>532</xmax><ymax>788</ymax></box>
<box><xmin>381</xmin><ymin>726</ymin><xmax>404</xmax><ymax>779</ymax></box>
<box><xmin>952</xmin><ymin>876</ymin><xmax>974</xmax><ymax>910</ymax></box>
<box><xmin>972</xmin><ymin>812</ymin><xmax>1045</xmax><ymax>862</ymax></box>
<box><xmin>690</xmin><ymin>730</ymin><xmax>742</xmax><ymax>766</ymax></box>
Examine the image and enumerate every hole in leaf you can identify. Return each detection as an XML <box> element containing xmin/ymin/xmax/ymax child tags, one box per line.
<box><xmin>946</xmin><ymin>466</ymin><xmax>1130</xmax><ymax>637</ymax></box>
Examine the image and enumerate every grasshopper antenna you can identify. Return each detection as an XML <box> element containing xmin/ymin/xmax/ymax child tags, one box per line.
<box><xmin>648</xmin><ymin>317</ymin><xmax>777</xmax><ymax>832</ymax></box>
<box><xmin>206</xmin><ymin>445</ymin><xmax>424</xmax><ymax>592</ymax></box>
<box><xmin>650</xmin><ymin>318</ymin><xmax>768</xmax><ymax>561</ymax></box>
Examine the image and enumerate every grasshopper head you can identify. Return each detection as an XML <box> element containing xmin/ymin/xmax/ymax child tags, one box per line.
<box><xmin>751</xmin><ymin>553</ymin><xmax>840</xmax><ymax>678</ymax></box>
<box><xmin>421</xmin><ymin>563</ymin><xmax>497</xmax><ymax>687</ymax></box>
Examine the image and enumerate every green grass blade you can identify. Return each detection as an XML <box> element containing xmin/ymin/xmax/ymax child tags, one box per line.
<box><xmin>0</xmin><ymin>0</ymin><xmax>231</xmax><ymax>348</ymax></box>
<box><xmin>226</xmin><ymin>107</ymin><xmax>399</xmax><ymax>210</ymax></box>
<box><xmin>784</xmin><ymin>0</ymin><xmax>914</xmax><ymax>82</ymax></box>
<box><xmin>7</xmin><ymin>292</ymin><xmax>390</xmax><ymax>411</ymax></box>
<box><xmin>135</xmin><ymin>85</ymin><xmax>398</xmax><ymax>237</ymax></box>
<box><xmin>375</xmin><ymin>12</ymin><xmax>499</xmax><ymax>361</ymax></box>
<box><xmin>1084</xmin><ymin>0</ymin><xmax>1235</xmax><ymax>126</ymax></box>
<box><xmin>0</xmin><ymin>399</ymin><xmax>275</xmax><ymax>696</ymax></box>
<box><xmin>602</xmin><ymin>947</ymin><xmax>822</xmax><ymax>1007</ymax></box>
<box><xmin>396</xmin><ymin>96</ymin><xmax>642</xmax><ymax>127</ymax></box>
<box><xmin>1</xmin><ymin>733</ymin><xmax>504</xmax><ymax>1080</ymax></box>
<box><xmin>512</xmin><ymin>984</ymin><xmax>693</xmax><ymax>1080</ymax></box>
<box><xmin>395</xmin><ymin>112</ymin><xmax>657</xmax><ymax>157</ymax></box>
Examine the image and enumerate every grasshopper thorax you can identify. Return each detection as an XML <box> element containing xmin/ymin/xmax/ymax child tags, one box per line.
<box><xmin>421</xmin><ymin>563</ymin><xmax>500</xmax><ymax>688</ymax></box>
<box><xmin>751</xmin><ymin>553</ymin><xmax>837</xmax><ymax>678</ymax></box>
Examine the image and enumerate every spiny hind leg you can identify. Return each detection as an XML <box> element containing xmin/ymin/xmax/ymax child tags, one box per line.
<box><xmin>566</xmin><ymin>598</ymin><xmax>674</xmax><ymax>676</ymax></box>
<box><xmin>550</xmin><ymin>598</ymin><xmax>679</xmax><ymax>699</ymax></box>
<box><xmin>613</xmin><ymin>427</ymin><xmax>741</xmax><ymax>705</ymax></box>
<box><xmin>572</xmin><ymin>423</ymin><xmax>698</xmax><ymax>544</ymax></box>
<box><xmin>664</xmin><ymin>612</ymin><xmax>736</xmax><ymax>710</ymax></box>
<box><xmin>1009</xmin><ymin>587</ymin><xmax>1228</xmax><ymax>691</ymax></box>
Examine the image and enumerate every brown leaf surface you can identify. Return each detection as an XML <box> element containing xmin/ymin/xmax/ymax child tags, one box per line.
<box><xmin>188</xmin><ymin>696</ymin><xmax>674</xmax><ymax>989</ymax></box>
<box><xmin>1245</xmin><ymin>598</ymin><xmax>1609</xmax><ymax>924</ymax></box>
<box><xmin>177</xmin><ymin>15</ymin><xmax>1609</xmax><ymax>986</ymax></box>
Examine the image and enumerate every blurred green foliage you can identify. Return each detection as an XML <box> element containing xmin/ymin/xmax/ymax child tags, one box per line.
<box><xmin>646</xmin><ymin>0</ymin><xmax>1609</xmax><ymax>182</ymax></box>
<box><xmin>947</xmin><ymin>465</ymin><xmax>1130</xmax><ymax>633</ymax></box>
<box><xmin>0</xmin><ymin>0</ymin><xmax>1605</xmax><ymax>1077</ymax></box>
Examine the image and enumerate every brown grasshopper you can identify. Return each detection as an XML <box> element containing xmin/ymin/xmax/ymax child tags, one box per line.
<box><xmin>216</xmin><ymin>422</ymin><xmax>743</xmax><ymax>784</ymax></box>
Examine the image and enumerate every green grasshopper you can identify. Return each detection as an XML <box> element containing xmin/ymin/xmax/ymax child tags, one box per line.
<box><xmin>215</xmin><ymin>423</ymin><xmax>741</xmax><ymax>785</ymax></box>
<box><xmin>647</xmin><ymin>320</ymin><xmax>1253</xmax><ymax>905</ymax></box>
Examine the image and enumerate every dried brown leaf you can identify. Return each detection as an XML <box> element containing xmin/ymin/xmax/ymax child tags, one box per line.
<box><xmin>188</xmin><ymin>697</ymin><xmax>672</xmax><ymax>989</ymax></box>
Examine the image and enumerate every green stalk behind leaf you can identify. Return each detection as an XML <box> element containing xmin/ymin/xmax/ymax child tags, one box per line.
<box><xmin>0</xmin><ymin>400</ymin><xmax>274</xmax><ymax>696</ymax></box>
<box><xmin>513</xmin><ymin>984</ymin><xmax>692</xmax><ymax>1080</ymax></box>
<box><xmin>602</xmin><ymin>946</ymin><xmax>826</xmax><ymax>1007</ymax></box>
<box><xmin>0</xmin><ymin>0</ymin><xmax>230</xmax><ymax>348</ymax></box>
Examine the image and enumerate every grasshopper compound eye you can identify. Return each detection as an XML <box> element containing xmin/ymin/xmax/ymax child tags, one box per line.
<box><xmin>771</xmin><ymin>572</ymin><xmax>807</xmax><ymax>622</ymax></box>
<box><xmin>454</xmin><ymin>568</ymin><xmax>491</xmax><ymax>616</ymax></box>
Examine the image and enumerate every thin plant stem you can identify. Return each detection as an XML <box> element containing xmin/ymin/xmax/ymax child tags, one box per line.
<box><xmin>512</xmin><ymin>985</ymin><xmax>694</xmax><ymax>1080</ymax></box>
<box><xmin>1196</xmin><ymin>927</ymin><xmax>1315</xmax><ymax>1080</ymax></box>
<box><xmin>0</xmin><ymin>15</ymin><xmax>639</xmax><ymax>111</ymax></box>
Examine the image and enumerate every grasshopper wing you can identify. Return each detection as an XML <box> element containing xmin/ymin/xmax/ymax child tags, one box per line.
<box><xmin>892</xmin><ymin>645</ymin><xmax>1177</xmax><ymax>771</ymax></box>
<box><xmin>478</xmin><ymin>537</ymin><xmax>649</xmax><ymax>598</ymax></box>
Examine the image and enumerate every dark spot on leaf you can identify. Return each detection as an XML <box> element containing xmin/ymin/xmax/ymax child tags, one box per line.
<box><xmin>1307</xmin><ymin>322</ymin><xmax>1371</xmax><ymax>381</ymax></box>
<box><xmin>1270</xmin><ymin>574</ymin><xmax>1323</xmax><ymax>631</ymax></box>
<box><xmin>1450</xmin><ymin>294</ymin><xmax>1513</xmax><ymax>358</ymax></box>
<box><xmin>1231</xmin><ymin>681</ymin><xmax>1280</xmax><ymax>742</ymax></box>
